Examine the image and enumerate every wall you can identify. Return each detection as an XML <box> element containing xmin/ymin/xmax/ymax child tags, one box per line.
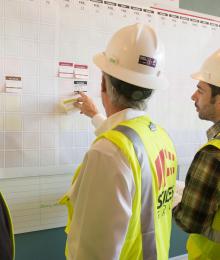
<box><xmin>15</xmin><ymin>0</ymin><xmax>219</xmax><ymax>259</ymax></box>
<box><xmin>180</xmin><ymin>0</ymin><xmax>220</xmax><ymax>17</ymax></box>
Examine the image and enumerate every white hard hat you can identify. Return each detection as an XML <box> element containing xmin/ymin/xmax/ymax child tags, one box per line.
<box><xmin>191</xmin><ymin>49</ymin><xmax>220</xmax><ymax>88</ymax></box>
<box><xmin>93</xmin><ymin>23</ymin><xmax>168</xmax><ymax>90</ymax></box>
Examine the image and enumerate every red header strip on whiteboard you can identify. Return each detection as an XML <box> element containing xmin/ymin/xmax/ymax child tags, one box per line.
<box><xmin>151</xmin><ymin>6</ymin><xmax>220</xmax><ymax>23</ymax></box>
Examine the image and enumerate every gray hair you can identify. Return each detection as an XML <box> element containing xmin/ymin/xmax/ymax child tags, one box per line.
<box><xmin>103</xmin><ymin>73</ymin><xmax>153</xmax><ymax>111</ymax></box>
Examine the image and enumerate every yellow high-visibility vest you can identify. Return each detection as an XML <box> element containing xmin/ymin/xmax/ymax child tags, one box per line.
<box><xmin>187</xmin><ymin>136</ymin><xmax>220</xmax><ymax>260</ymax></box>
<box><xmin>60</xmin><ymin>116</ymin><xmax>177</xmax><ymax>260</ymax></box>
<box><xmin>0</xmin><ymin>192</ymin><xmax>15</xmax><ymax>260</ymax></box>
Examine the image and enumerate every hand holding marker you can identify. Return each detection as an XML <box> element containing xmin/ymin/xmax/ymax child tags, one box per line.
<box><xmin>74</xmin><ymin>92</ymin><xmax>99</xmax><ymax>117</ymax></box>
<box><xmin>60</xmin><ymin>92</ymin><xmax>98</xmax><ymax>117</ymax></box>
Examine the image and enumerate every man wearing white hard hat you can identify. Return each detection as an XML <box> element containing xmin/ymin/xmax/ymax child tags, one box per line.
<box><xmin>173</xmin><ymin>49</ymin><xmax>220</xmax><ymax>259</ymax></box>
<box><xmin>60</xmin><ymin>23</ymin><xmax>177</xmax><ymax>260</ymax></box>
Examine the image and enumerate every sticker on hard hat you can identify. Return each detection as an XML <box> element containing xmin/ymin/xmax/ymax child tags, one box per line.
<box><xmin>138</xmin><ymin>55</ymin><xmax>157</xmax><ymax>68</ymax></box>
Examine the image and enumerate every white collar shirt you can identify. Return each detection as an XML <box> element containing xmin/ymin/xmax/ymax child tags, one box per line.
<box><xmin>67</xmin><ymin>108</ymin><xmax>146</xmax><ymax>260</ymax></box>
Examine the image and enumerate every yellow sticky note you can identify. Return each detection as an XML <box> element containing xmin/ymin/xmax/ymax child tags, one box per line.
<box><xmin>60</xmin><ymin>98</ymin><xmax>77</xmax><ymax>113</ymax></box>
<box><xmin>63</xmin><ymin>98</ymin><xmax>77</xmax><ymax>104</ymax></box>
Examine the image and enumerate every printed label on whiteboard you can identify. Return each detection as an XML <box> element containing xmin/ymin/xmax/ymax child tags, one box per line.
<box><xmin>74</xmin><ymin>80</ymin><xmax>88</xmax><ymax>92</ymax></box>
<box><xmin>58</xmin><ymin>62</ymin><xmax>74</xmax><ymax>78</ymax></box>
<box><xmin>5</xmin><ymin>76</ymin><xmax>22</xmax><ymax>93</ymax></box>
<box><xmin>90</xmin><ymin>0</ymin><xmax>103</xmax><ymax>3</ymax></box>
<box><xmin>74</xmin><ymin>64</ymin><xmax>89</xmax><ymax>79</ymax></box>
<box><xmin>144</xmin><ymin>9</ymin><xmax>154</xmax><ymax>13</ymax></box>
<box><xmin>131</xmin><ymin>6</ymin><xmax>142</xmax><ymax>11</ymax></box>
<box><xmin>104</xmin><ymin>1</ymin><xmax>116</xmax><ymax>6</ymax></box>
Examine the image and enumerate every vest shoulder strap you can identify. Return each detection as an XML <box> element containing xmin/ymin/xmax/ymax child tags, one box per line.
<box><xmin>200</xmin><ymin>136</ymin><xmax>220</xmax><ymax>150</ymax></box>
<box><xmin>101</xmin><ymin>124</ymin><xmax>158</xmax><ymax>259</ymax></box>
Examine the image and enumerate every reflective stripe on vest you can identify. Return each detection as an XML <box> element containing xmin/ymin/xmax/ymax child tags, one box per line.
<box><xmin>114</xmin><ymin>125</ymin><xmax>156</xmax><ymax>259</ymax></box>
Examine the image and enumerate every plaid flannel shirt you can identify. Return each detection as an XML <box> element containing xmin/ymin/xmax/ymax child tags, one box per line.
<box><xmin>173</xmin><ymin>121</ymin><xmax>220</xmax><ymax>234</ymax></box>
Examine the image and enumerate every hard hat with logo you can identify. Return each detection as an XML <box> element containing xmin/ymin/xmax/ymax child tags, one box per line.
<box><xmin>93</xmin><ymin>23</ymin><xmax>168</xmax><ymax>90</ymax></box>
<box><xmin>191</xmin><ymin>49</ymin><xmax>220</xmax><ymax>88</ymax></box>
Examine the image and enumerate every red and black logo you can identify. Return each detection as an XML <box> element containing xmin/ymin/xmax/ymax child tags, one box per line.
<box><xmin>155</xmin><ymin>149</ymin><xmax>176</xmax><ymax>190</ymax></box>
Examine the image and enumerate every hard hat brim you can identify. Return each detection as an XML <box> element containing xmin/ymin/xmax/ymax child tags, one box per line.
<box><xmin>191</xmin><ymin>72</ymin><xmax>220</xmax><ymax>87</ymax></box>
<box><xmin>93</xmin><ymin>53</ymin><xmax>169</xmax><ymax>90</ymax></box>
<box><xmin>191</xmin><ymin>72</ymin><xmax>205</xmax><ymax>82</ymax></box>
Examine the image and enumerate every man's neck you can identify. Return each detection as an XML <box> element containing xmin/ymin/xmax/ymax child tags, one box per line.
<box><xmin>106</xmin><ymin>105</ymin><xmax>126</xmax><ymax>117</ymax></box>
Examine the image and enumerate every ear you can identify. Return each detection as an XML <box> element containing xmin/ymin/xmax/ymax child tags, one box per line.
<box><xmin>215</xmin><ymin>94</ymin><xmax>220</xmax><ymax>105</ymax></box>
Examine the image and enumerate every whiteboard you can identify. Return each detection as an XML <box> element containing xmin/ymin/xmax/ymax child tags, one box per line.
<box><xmin>0</xmin><ymin>0</ymin><xmax>219</xmax><ymax>234</ymax></box>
